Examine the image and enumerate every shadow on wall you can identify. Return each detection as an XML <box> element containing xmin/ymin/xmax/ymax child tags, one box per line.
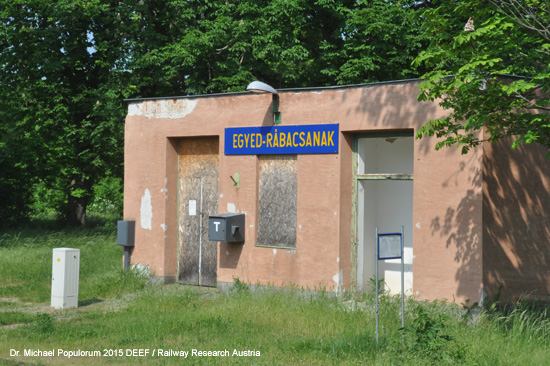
<box><xmin>483</xmin><ymin>140</ymin><xmax>550</xmax><ymax>302</ymax></box>
<box><xmin>429</xmin><ymin>153</ymin><xmax>483</xmax><ymax>303</ymax></box>
<box><xmin>219</xmin><ymin>242</ymin><xmax>243</xmax><ymax>269</ymax></box>
<box><xmin>333</xmin><ymin>82</ymin><xmax>440</xmax><ymax>155</ymax></box>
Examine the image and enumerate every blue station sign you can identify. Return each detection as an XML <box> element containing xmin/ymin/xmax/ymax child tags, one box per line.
<box><xmin>224</xmin><ymin>124</ymin><xmax>339</xmax><ymax>155</ymax></box>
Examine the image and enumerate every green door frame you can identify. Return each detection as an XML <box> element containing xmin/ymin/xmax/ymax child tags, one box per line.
<box><xmin>350</xmin><ymin>131</ymin><xmax>414</xmax><ymax>292</ymax></box>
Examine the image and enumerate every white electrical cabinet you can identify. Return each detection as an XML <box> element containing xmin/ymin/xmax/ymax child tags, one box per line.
<box><xmin>51</xmin><ymin>248</ymin><xmax>80</xmax><ymax>309</ymax></box>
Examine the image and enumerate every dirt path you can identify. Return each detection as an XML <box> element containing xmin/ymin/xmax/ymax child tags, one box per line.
<box><xmin>0</xmin><ymin>284</ymin><xmax>219</xmax><ymax>330</ymax></box>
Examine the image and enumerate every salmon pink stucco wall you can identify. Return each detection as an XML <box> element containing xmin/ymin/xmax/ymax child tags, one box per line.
<box><xmin>483</xmin><ymin>139</ymin><xmax>550</xmax><ymax>301</ymax></box>
<box><xmin>123</xmin><ymin>80</ymin><xmax>496</xmax><ymax>303</ymax></box>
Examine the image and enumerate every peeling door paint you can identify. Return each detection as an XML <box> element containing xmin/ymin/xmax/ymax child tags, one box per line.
<box><xmin>178</xmin><ymin>138</ymin><xmax>219</xmax><ymax>287</ymax></box>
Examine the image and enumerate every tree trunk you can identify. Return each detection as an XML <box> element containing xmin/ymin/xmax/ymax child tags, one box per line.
<box><xmin>67</xmin><ymin>177</ymin><xmax>91</xmax><ymax>227</ymax></box>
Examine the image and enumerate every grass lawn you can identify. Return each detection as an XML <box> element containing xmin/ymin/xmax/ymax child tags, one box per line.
<box><xmin>1</xmin><ymin>216</ymin><xmax>550</xmax><ymax>365</ymax></box>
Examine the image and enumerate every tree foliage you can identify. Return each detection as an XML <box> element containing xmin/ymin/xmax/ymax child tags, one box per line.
<box><xmin>1</xmin><ymin>0</ymin><xmax>431</xmax><ymax>227</ymax></box>
<box><xmin>129</xmin><ymin>0</ymin><xmax>352</xmax><ymax>95</ymax></box>
<box><xmin>0</xmin><ymin>0</ymin><xmax>133</xmax><ymax>226</ymax></box>
<box><xmin>415</xmin><ymin>0</ymin><xmax>550</xmax><ymax>153</ymax></box>
<box><xmin>129</xmin><ymin>0</ymin><xmax>430</xmax><ymax>95</ymax></box>
<box><xmin>336</xmin><ymin>0</ymin><xmax>430</xmax><ymax>84</ymax></box>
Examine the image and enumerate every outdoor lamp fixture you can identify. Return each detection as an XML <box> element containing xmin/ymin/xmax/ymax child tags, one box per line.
<box><xmin>246</xmin><ymin>81</ymin><xmax>281</xmax><ymax>124</ymax></box>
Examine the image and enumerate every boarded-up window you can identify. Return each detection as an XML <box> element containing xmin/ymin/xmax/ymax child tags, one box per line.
<box><xmin>257</xmin><ymin>155</ymin><xmax>297</xmax><ymax>248</ymax></box>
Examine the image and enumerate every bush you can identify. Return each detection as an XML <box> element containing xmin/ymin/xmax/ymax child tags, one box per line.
<box><xmin>0</xmin><ymin>159</ymin><xmax>34</xmax><ymax>227</ymax></box>
<box><xmin>30</xmin><ymin>180</ymin><xmax>66</xmax><ymax>217</ymax></box>
<box><xmin>30</xmin><ymin>175</ymin><xmax>123</xmax><ymax>223</ymax></box>
<box><xmin>400</xmin><ymin>302</ymin><xmax>456</xmax><ymax>360</ymax></box>
<box><xmin>89</xmin><ymin>176</ymin><xmax>123</xmax><ymax>216</ymax></box>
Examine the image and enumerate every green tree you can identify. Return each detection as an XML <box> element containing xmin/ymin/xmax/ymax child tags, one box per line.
<box><xmin>1</xmin><ymin>0</ymin><xmax>432</xmax><ymax>227</ymax></box>
<box><xmin>129</xmin><ymin>0</ymin><xmax>355</xmax><ymax>95</ymax></box>
<box><xmin>0</xmin><ymin>110</ymin><xmax>35</xmax><ymax>227</ymax></box>
<box><xmin>335</xmin><ymin>0</ymin><xmax>430</xmax><ymax>85</ymax></box>
<box><xmin>129</xmin><ymin>0</ymin><xmax>430</xmax><ymax>95</ymax></box>
<box><xmin>414</xmin><ymin>0</ymin><xmax>550</xmax><ymax>153</ymax></box>
<box><xmin>0</xmin><ymin>0</ymin><xmax>133</xmax><ymax>226</ymax></box>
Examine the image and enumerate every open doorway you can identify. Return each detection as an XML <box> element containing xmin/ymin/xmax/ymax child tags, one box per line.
<box><xmin>355</xmin><ymin>133</ymin><xmax>413</xmax><ymax>294</ymax></box>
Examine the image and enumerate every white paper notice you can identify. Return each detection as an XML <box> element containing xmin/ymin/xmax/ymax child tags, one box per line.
<box><xmin>189</xmin><ymin>200</ymin><xmax>197</xmax><ymax>216</ymax></box>
<box><xmin>379</xmin><ymin>234</ymin><xmax>402</xmax><ymax>259</ymax></box>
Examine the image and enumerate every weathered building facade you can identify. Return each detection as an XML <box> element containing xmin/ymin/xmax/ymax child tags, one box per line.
<box><xmin>124</xmin><ymin>80</ymin><xmax>550</xmax><ymax>304</ymax></box>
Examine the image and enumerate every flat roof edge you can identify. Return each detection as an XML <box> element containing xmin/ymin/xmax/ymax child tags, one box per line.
<box><xmin>123</xmin><ymin>74</ymin><xmax>527</xmax><ymax>103</ymax></box>
<box><xmin>123</xmin><ymin>78</ymin><xmax>422</xmax><ymax>103</ymax></box>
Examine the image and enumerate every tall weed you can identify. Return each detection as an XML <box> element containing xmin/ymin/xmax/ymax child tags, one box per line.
<box><xmin>400</xmin><ymin>302</ymin><xmax>456</xmax><ymax>360</ymax></box>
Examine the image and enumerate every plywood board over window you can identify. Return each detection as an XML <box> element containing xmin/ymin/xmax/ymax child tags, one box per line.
<box><xmin>257</xmin><ymin>155</ymin><xmax>297</xmax><ymax>248</ymax></box>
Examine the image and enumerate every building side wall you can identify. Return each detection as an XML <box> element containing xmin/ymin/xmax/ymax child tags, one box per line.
<box><xmin>483</xmin><ymin>139</ymin><xmax>550</xmax><ymax>301</ymax></box>
<box><xmin>413</xmin><ymin>140</ymin><xmax>483</xmax><ymax>303</ymax></box>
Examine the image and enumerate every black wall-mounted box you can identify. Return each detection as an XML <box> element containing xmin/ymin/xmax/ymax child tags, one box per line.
<box><xmin>208</xmin><ymin>213</ymin><xmax>245</xmax><ymax>243</ymax></box>
<box><xmin>117</xmin><ymin>220</ymin><xmax>135</xmax><ymax>246</ymax></box>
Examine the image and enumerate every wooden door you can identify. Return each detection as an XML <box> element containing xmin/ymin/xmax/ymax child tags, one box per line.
<box><xmin>178</xmin><ymin>138</ymin><xmax>219</xmax><ymax>286</ymax></box>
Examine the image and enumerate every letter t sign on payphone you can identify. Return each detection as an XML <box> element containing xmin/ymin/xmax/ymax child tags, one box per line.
<box><xmin>208</xmin><ymin>213</ymin><xmax>245</xmax><ymax>243</ymax></box>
